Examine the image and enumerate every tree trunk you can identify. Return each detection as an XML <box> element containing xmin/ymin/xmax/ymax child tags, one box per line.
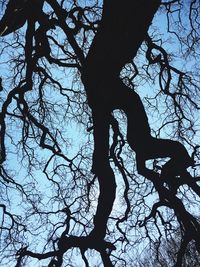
<box><xmin>81</xmin><ymin>0</ymin><xmax>161</xmax><ymax>239</ymax></box>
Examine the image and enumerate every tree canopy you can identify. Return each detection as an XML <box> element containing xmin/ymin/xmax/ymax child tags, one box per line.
<box><xmin>0</xmin><ymin>0</ymin><xmax>199</xmax><ymax>266</ymax></box>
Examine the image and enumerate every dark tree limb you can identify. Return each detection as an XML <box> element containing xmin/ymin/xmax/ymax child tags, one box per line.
<box><xmin>82</xmin><ymin>0</ymin><xmax>161</xmax><ymax>242</ymax></box>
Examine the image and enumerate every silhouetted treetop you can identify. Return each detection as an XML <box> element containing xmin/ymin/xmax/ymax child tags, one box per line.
<box><xmin>0</xmin><ymin>0</ymin><xmax>199</xmax><ymax>266</ymax></box>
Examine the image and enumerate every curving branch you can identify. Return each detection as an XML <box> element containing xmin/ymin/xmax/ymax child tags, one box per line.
<box><xmin>0</xmin><ymin>0</ymin><xmax>199</xmax><ymax>266</ymax></box>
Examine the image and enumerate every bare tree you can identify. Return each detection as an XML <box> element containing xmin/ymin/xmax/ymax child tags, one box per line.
<box><xmin>136</xmin><ymin>224</ymin><xmax>200</xmax><ymax>267</ymax></box>
<box><xmin>0</xmin><ymin>0</ymin><xmax>199</xmax><ymax>266</ymax></box>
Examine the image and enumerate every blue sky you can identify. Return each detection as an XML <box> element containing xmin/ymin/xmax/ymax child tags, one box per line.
<box><xmin>0</xmin><ymin>1</ymin><xmax>199</xmax><ymax>266</ymax></box>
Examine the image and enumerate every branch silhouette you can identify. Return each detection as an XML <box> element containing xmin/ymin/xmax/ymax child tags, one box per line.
<box><xmin>0</xmin><ymin>0</ymin><xmax>199</xmax><ymax>266</ymax></box>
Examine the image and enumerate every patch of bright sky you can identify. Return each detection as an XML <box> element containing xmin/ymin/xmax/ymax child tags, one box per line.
<box><xmin>130</xmin><ymin>7</ymin><xmax>200</xmax><ymax>146</ymax></box>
